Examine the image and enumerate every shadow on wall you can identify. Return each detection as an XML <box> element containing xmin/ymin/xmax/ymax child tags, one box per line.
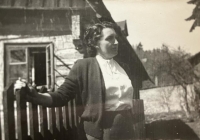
<box><xmin>146</xmin><ymin>119</ymin><xmax>200</xmax><ymax>140</ymax></box>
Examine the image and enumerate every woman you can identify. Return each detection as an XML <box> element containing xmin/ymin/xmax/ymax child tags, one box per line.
<box><xmin>15</xmin><ymin>22</ymin><xmax>134</xmax><ymax>140</ymax></box>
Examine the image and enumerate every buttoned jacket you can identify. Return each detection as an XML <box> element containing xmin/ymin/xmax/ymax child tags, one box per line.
<box><xmin>49</xmin><ymin>57</ymin><xmax>133</xmax><ymax>138</ymax></box>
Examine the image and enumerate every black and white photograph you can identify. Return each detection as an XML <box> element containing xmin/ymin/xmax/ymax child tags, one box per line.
<box><xmin>0</xmin><ymin>0</ymin><xmax>199</xmax><ymax>139</ymax></box>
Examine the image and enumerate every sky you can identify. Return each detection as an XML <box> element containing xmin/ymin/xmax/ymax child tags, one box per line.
<box><xmin>103</xmin><ymin>0</ymin><xmax>200</xmax><ymax>54</ymax></box>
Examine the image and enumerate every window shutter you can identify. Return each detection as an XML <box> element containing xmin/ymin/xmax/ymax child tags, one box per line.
<box><xmin>5</xmin><ymin>47</ymin><xmax>28</xmax><ymax>86</ymax></box>
<box><xmin>46</xmin><ymin>44</ymin><xmax>55</xmax><ymax>91</ymax></box>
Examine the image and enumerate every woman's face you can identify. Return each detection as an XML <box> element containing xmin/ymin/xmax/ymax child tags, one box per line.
<box><xmin>96</xmin><ymin>28</ymin><xmax>118</xmax><ymax>59</ymax></box>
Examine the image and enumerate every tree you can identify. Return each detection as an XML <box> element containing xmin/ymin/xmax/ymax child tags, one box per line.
<box><xmin>157</xmin><ymin>45</ymin><xmax>194</xmax><ymax>119</ymax></box>
<box><xmin>186</xmin><ymin>0</ymin><xmax>200</xmax><ymax>32</ymax></box>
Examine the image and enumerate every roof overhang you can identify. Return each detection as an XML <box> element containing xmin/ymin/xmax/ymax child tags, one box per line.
<box><xmin>188</xmin><ymin>52</ymin><xmax>200</xmax><ymax>66</ymax></box>
<box><xmin>86</xmin><ymin>0</ymin><xmax>151</xmax><ymax>83</ymax></box>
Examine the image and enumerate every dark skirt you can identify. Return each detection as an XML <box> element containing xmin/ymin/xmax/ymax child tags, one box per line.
<box><xmin>85</xmin><ymin>109</ymin><xmax>134</xmax><ymax>140</ymax></box>
<box><xmin>102</xmin><ymin>109</ymin><xmax>133</xmax><ymax>140</ymax></box>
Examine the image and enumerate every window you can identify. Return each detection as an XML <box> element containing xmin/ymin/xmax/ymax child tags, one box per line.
<box><xmin>5</xmin><ymin>43</ymin><xmax>55</xmax><ymax>90</ymax></box>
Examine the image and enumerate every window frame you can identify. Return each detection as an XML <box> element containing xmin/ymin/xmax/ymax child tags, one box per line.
<box><xmin>4</xmin><ymin>43</ymin><xmax>55</xmax><ymax>89</ymax></box>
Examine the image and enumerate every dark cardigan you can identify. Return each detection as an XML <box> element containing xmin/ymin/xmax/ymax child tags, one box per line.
<box><xmin>49</xmin><ymin>57</ymin><xmax>132</xmax><ymax>138</ymax></box>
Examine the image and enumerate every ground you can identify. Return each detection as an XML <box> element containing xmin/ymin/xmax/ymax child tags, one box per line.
<box><xmin>145</xmin><ymin>111</ymin><xmax>200</xmax><ymax>140</ymax></box>
<box><xmin>140</xmin><ymin>85</ymin><xmax>200</xmax><ymax>139</ymax></box>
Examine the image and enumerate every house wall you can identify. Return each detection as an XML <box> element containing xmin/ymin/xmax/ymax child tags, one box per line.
<box><xmin>140</xmin><ymin>85</ymin><xmax>195</xmax><ymax>115</ymax></box>
<box><xmin>0</xmin><ymin>15</ymin><xmax>82</xmax><ymax>104</ymax></box>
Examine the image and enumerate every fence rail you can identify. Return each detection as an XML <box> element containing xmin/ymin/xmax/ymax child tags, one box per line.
<box><xmin>1</xmin><ymin>83</ymin><xmax>145</xmax><ymax>140</ymax></box>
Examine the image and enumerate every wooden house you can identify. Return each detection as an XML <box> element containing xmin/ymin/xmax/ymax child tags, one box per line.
<box><xmin>0</xmin><ymin>0</ymin><xmax>93</xmax><ymax>95</ymax></box>
<box><xmin>0</xmin><ymin>0</ymin><xmax>149</xmax><ymax>139</ymax></box>
<box><xmin>0</xmin><ymin>0</ymin><xmax>149</xmax><ymax>99</ymax></box>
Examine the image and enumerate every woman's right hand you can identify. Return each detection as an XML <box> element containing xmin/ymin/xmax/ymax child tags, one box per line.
<box><xmin>14</xmin><ymin>78</ymin><xmax>52</xmax><ymax>106</ymax></box>
<box><xmin>14</xmin><ymin>78</ymin><xmax>27</xmax><ymax>91</ymax></box>
<box><xmin>14</xmin><ymin>78</ymin><xmax>38</xmax><ymax>102</ymax></box>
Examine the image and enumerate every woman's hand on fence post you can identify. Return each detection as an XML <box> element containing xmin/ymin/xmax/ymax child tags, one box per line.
<box><xmin>14</xmin><ymin>77</ymin><xmax>53</xmax><ymax>106</ymax></box>
<box><xmin>14</xmin><ymin>77</ymin><xmax>38</xmax><ymax>103</ymax></box>
<box><xmin>14</xmin><ymin>77</ymin><xmax>27</xmax><ymax>90</ymax></box>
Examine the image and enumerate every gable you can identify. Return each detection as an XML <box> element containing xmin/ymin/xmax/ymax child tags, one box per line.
<box><xmin>116</xmin><ymin>20</ymin><xmax>129</xmax><ymax>37</ymax></box>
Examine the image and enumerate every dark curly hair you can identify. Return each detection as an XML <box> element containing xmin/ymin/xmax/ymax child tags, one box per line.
<box><xmin>83</xmin><ymin>21</ymin><xmax>118</xmax><ymax>57</ymax></box>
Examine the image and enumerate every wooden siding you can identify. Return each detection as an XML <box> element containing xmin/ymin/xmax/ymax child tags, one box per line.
<box><xmin>0</xmin><ymin>0</ymin><xmax>88</xmax><ymax>9</ymax></box>
<box><xmin>0</xmin><ymin>9</ymin><xmax>72</xmax><ymax>35</ymax></box>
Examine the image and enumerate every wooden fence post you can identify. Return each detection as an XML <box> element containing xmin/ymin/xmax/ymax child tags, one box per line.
<box><xmin>15</xmin><ymin>88</ymin><xmax>28</xmax><ymax>140</ymax></box>
<box><xmin>132</xmin><ymin>99</ymin><xmax>146</xmax><ymax>139</ymax></box>
<box><xmin>28</xmin><ymin>102</ymin><xmax>39</xmax><ymax>140</ymax></box>
<box><xmin>3</xmin><ymin>83</ymin><xmax>15</xmax><ymax>140</ymax></box>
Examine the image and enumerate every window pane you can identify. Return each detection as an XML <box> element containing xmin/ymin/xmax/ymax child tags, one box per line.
<box><xmin>9</xmin><ymin>64</ymin><xmax>27</xmax><ymax>84</ymax></box>
<box><xmin>10</xmin><ymin>49</ymin><xmax>26</xmax><ymax>63</ymax></box>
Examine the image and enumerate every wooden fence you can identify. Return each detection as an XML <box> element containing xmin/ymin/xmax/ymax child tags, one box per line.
<box><xmin>1</xmin><ymin>83</ymin><xmax>145</xmax><ymax>140</ymax></box>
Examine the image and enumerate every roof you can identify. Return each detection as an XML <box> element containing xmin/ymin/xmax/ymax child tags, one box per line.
<box><xmin>0</xmin><ymin>9</ymin><xmax>73</xmax><ymax>36</ymax></box>
<box><xmin>0</xmin><ymin>0</ymin><xmax>90</xmax><ymax>36</ymax></box>
<box><xmin>188</xmin><ymin>52</ymin><xmax>200</xmax><ymax>66</ymax></box>
<box><xmin>116</xmin><ymin>20</ymin><xmax>129</xmax><ymax>37</ymax></box>
<box><xmin>0</xmin><ymin>0</ymin><xmax>89</xmax><ymax>9</ymax></box>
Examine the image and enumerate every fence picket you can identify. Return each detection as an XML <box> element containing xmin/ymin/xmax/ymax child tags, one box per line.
<box><xmin>27</xmin><ymin>102</ymin><xmax>39</xmax><ymax>140</ymax></box>
<box><xmin>51</xmin><ymin>107</ymin><xmax>57</xmax><ymax>139</ymax></box>
<box><xmin>43</xmin><ymin>106</ymin><xmax>50</xmax><ymax>140</ymax></box>
<box><xmin>47</xmin><ymin>107</ymin><xmax>54</xmax><ymax>140</ymax></box>
<box><xmin>38</xmin><ymin>105</ymin><xmax>43</xmax><ymax>138</ymax></box>
<box><xmin>68</xmin><ymin>100</ymin><xmax>76</xmax><ymax>139</ymax></box>
<box><xmin>62</xmin><ymin>104</ymin><xmax>72</xmax><ymax>139</ymax></box>
<box><xmin>28</xmin><ymin>102</ymin><xmax>33</xmax><ymax>139</ymax></box>
<box><xmin>73</xmin><ymin>99</ymin><xmax>78</xmax><ymax>140</ymax></box>
<box><xmin>68</xmin><ymin>101</ymin><xmax>73</xmax><ymax>129</ymax></box>
<box><xmin>62</xmin><ymin>106</ymin><xmax>68</xmax><ymax>131</ymax></box>
<box><xmin>58</xmin><ymin>107</ymin><xmax>65</xmax><ymax>140</ymax></box>
<box><xmin>54</xmin><ymin>107</ymin><xmax>61</xmax><ymax>139</ymax></box>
